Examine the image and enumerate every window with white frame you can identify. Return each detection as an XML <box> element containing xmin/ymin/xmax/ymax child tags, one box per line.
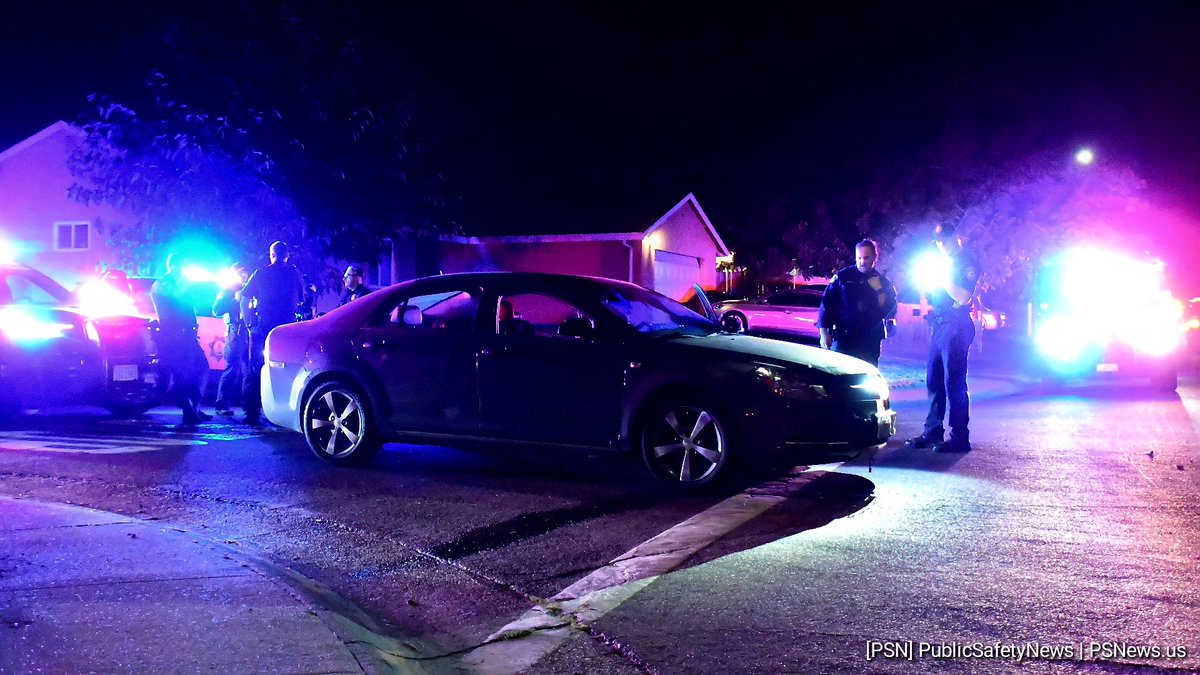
<box><xmin>53</xmin><ymin>221</ymin><xmax>90</xmax><ymax>251</ymax></box>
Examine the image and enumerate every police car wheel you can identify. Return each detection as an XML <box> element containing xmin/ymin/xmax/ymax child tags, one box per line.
<box><xmin>303</xmin><ymin>382</ymin><xmax>381</xmax><ymax>465</ymax></box>
<box><xmin>1150</xmin><ymin>369</ymin><xmax>1178</xmax><ymax>393</ymax></box>
<box><xmin>104</xmin><ymin>402</ymin><xmax>156</xmax><ymax>418</ymax></box>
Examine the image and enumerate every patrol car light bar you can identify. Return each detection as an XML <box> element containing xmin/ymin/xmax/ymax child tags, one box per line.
<box><xmin>76</xmin><ymin>279</ymin><xmax>139</xmax><ymax>319</ymax></box>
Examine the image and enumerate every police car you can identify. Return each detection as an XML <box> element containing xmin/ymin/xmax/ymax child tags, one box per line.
<box><xmin>1032</xmin><ymin>248</ymin><xmax>1184</xmax><ymax>391</ymax></box>
<box><xmin>0</xmin><ymin>262</ymin><xmax>160</xmax><ymax>419</ymax></box>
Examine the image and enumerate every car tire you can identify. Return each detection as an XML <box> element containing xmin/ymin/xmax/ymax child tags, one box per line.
<box><xmin>104</xmin><ymin>402</ymin><xmax>156</xmax><ymax>418</ymax></box>
<box><xmin>724</xmin><ymin>312</ymin><xmax>748</xmax><ymax>333</ymax></box>
<box><xmin>302</xmin><ymin>381</ymin><xmax>381</xmax><ymax>465</ymax></box>
<box><xmin>1150</xmin><ymin>368</ymin><xmax>1178</xmax><ymax>393</ymax></box>
<box><xmin>639</xmin><ymin>396</ymin><xmax>737</xmax><ymax>492</ymax></box>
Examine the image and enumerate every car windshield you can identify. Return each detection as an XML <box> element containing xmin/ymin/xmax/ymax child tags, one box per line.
<box><xmin>597</xmin><ymin>283</ymin><xmax>720</xmax><ymax>337</ymax></box>
<box><xmin>0</xmin><ymin>267</ymin><xmax>72</xmax><ymax>306</ymax></box>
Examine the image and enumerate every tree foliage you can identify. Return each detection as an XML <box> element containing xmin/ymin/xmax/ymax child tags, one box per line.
<box><xmin>724</xmin><ymin>195</ymin><xmax>849</xmax><ymax>293</ymax></box>
<box><xmin>69</xmin><ymin>1</ymin><xmax>457</xmax><ymax>278</ymax></box>
<box><xmin>725</xmin><ymin>72</ymin><xmax>1176</xmax><ymax>304</ymax></box>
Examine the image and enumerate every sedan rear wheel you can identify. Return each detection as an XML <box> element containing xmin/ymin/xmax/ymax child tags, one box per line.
<box><xmin>303</xmin><ymin>382</ymin><xmax>380</xmax><ymax>465</ymax></box>
<box><xmin>640</xmin><ymin>399</ymin><xmax>732</xmax><ymax>491</ymax></box>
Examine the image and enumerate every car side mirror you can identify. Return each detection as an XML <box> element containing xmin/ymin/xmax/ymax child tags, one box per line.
<box><xmin>721</xmin><ymin>315</ymin><xmax>744</xmax><ymax>333</ymax></box>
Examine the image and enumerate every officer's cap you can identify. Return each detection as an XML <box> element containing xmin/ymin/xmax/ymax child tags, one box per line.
<box><xmin>344</xmin><ymin>265</ymin><xmax>363</xmax><ymax>277</ymax></box>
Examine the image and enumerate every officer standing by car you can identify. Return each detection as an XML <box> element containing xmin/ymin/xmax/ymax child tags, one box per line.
<box><xmin>150</xmin><ymin>252</ymin><xmax>211</xmax><ymax>427</ymax></box>
<box><xmin>239</xmin><ymin>241</ymin><xmax>306</xmax><ymax>425</ymax></box>
<box><xmin>211</xmin><ymin>262</ymin><xmax>250</xmax><ymax>416</ymax></box>
<box><xmin>907</xmin><ymin>222</ymin><xmax>981</xmax><ymax>453</ymax></box>
<box><xmin>339</xmin><ymin>265</ymin><xmax>371</xmax><ymax>306</ymax></box>
<box><xmin>817</xmin><ymin>238</ymin><xmax>898</xmax><ymax>366</ymax></box>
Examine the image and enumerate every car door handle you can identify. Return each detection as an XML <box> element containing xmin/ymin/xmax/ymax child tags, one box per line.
<box><xmin>361</xmin><ymin>339</ymin><xmax>384</xmax><ymax>350</ymax></box>
<box><xmin>479</xmin><ymin>346</ymin><xmax>507</xmax><ymax>356</ymax></box>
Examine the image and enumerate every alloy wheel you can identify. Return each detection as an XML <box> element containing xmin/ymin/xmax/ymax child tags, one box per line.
<box><xmin>643</xmin><ymin>403</ymin><xmax>727</xmax><ymax>485</ymax></box>
<box><xmin>306</xmin><ymin>386</ymin><xmax>368</xmax><ymax>460</ymax></box>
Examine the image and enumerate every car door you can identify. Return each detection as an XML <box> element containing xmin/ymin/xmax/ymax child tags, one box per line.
<box><xmin>476</xmin><ymin>288</ymin><xmax>626</xmax><ymax>446</ymax></box>
<box><xmin>354</xmin><ymin>283</ymin><xmax>481</xmax><ymax>435</ymax></box>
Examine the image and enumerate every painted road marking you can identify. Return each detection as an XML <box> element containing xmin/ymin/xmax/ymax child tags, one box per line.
<box><xmin>0</xmin><ymin>430</ymin><xmax>203</xmax><ymax>454</ymax></box>
<box><xmin>462</xmin><ymin>467</ymin><xmax>835</xmax><ymax>673</ymax></box>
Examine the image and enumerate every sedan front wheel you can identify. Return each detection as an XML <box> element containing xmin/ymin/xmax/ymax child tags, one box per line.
<box><xmin>640</xmin><ymin>399</ymin><xmax>734</xmax><ymax>491</ymax></box>
<box><xmin>302</xmin><ymin>382</ymin><xmax>380</xmax><ymax>465</ymax></box>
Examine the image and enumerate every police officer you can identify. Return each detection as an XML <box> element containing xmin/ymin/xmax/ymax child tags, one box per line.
<box><xmin>907</xmin><ymin>222</ymin><xmax>980</xmax><ymax>453</ymax></box>
<box><xmin>150</xmin><ymin>252</ymin><xmax>211</xmax><ymax>427</ymax></box>
<box><xmin>817</xmin><ymin>238</ymin><xmax>898</xmax><ymax>366</ymax></box>
<box><xmin>339</xmin><ymin>265</ymin><xmax>371</xmax><ymax>306</ymax></box>
<box><xmin>212</xmin><ymin>262</ymin><xmax>250</xmax><ymax>416</ymax></box>
<box><xmin>239</xmin><ymin>241</ymin><xmax>306</xmax><ymax>425</ymax></box>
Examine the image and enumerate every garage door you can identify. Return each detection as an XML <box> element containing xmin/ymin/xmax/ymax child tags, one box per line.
<box><xmin>653</xmin><ymin>250</ymin><xmax>700</xmax><ymax>301</ymax></box>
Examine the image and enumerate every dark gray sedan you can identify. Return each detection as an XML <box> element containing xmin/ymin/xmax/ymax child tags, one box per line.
<box><xmin>261</xmin><ymin>272</ymin><xmax>895</xmax><ymax>490</ymax></box>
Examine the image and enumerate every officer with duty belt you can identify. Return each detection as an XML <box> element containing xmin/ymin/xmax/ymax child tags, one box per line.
<box><xmin>907</xmin><ymin>222</ymin><xmax>980</xmax><ymax>453</ymax></box>
<box><xmin>150</xmin><ymin>252</ymin><xmax>211</xmax><ymax>427</ymax></box>
<box><xmin>817</xmin><ymin>238</ymin><xmax>898</xmax><ymax>367</ymax></box>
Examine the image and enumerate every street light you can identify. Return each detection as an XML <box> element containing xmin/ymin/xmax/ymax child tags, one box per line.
<box><xmin>1074</xmin><ymin>147</ymin><xmax>1095</xmax><ymax>166</ymax></box>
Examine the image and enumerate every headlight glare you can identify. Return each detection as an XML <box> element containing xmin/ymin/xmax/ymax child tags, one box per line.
<box><xmin>852</xmin><ymin>374</ymin><xmax>890</xmax><ymax>401</ymax></box>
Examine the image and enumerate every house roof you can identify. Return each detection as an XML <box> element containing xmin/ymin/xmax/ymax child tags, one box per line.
<box><xmin>0</xmin><ymin>120</ymin><xmax>75</xmax><ymax>164</ymax></box>
<box><xmin>447</xmin><ymin>193</ymin><xmax>731</xmax><ymax>257</ymax></box>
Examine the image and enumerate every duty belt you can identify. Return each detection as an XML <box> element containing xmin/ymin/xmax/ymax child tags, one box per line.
<box><xmin>928</xmin><ymin>309</ymin><xmax>970</xmax><ymax>324</ymax></box>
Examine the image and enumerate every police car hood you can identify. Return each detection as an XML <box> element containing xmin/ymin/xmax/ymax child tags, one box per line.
<box><xmin>677</xmin><ymin>333</ymin><xmax>879</xmax><ymax>376</ymax></box>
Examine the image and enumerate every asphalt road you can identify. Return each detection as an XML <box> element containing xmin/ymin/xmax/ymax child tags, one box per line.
<box><xmin>0</xmin><ymin>363</ymin><xmax>1197</xmax><ymax>673</ymax></box>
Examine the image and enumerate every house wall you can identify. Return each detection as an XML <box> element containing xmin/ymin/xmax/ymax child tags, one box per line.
<box><xmin>439</xmin><ymin>240</ymin><xmax>635</xmax><ymax>282</ymax></box>
<box><xmin>0</xmin><ymin>124</ymin><xmax>138</xmax><ymax>287</ymax></box>
<box><xmin>639</xmin><ymin>200</ymin><xmax>722</xmax><ymax>292</ymax></box>
<box><xmin>429</xmin><ymin>198</ymin><xmax>726</xmax><ymax>302</ymax></box>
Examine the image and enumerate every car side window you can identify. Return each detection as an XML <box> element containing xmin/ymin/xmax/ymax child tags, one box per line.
<box><xmin>380</xmin><ymin>289</ymin><xmax>479</xmax><ymax>333</ymax></box>
<box><xmin>497</xmin><ymin>292</ymin><xmax>594</xmax><ymax>340</ymax></box>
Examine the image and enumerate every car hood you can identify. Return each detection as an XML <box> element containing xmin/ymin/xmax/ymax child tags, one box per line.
<box><xmin>669</xmin><ymin>333</ymin><xmax>877</xmax><ymax>375</ymax></box>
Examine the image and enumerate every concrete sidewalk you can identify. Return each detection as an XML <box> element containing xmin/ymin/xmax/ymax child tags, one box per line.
<box><xmin>0</xmin><ymin>496</ymin><xmax>365</xmax><ymax>674</ymax></box>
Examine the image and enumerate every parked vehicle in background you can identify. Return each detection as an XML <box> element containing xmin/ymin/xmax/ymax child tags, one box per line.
<box><xmin>0</xmin><ymin>262</ymin><xmax>159</xmax><ymax>419</ymax></box>
<box><xmin>260</xmin><ymin>272</ymin><xmax>896</xmax><ymax>491</ymax></box>
<box><xmin>711</xmin><ymin>287</ymin><xmax>824</xmax><ymax>338</ymax></box>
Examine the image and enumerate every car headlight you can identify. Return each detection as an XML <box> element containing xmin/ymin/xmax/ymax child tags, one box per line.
<box><xmin>754</xmin><ymin>365</ymin><xmax>827</xmax><ymax>401</ymax></box>
<box><xmin>85</xmin><ymin>320</ymin><xmax>101</xmax><ymax>344</ymax></box>
<box><xmin>851</xmin><ymin>373</ymin><xmax>890</xmax><ymax>401</ymax></box>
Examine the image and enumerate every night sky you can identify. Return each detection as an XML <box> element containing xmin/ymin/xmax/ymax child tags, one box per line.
<box><xmin>3</xmin><ymin>2</ymin><xmax>1200</xmax><ymax>240</ymax></box>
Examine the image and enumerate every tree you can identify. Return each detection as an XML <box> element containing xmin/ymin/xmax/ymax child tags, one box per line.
<box><xmin>724</xmin><ymin>194</ymin><xmax>849</xmax><ymax>295</ymax></box>
<box><xmin>69</xmin><ymin>1</ymin><xmax>458</xmax><ymax>281</ymax></box>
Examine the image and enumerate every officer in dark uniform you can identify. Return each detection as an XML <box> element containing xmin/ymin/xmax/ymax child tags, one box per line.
<box><xmin>907</xmin><ymin>223</ymin><xmax>981</xmax><ymax>453</ymax></box>
<box><xmin>239</xmin><ymin>241</ymin><xmax>306</xmax><ymax>425</ymax></box>
<box><xmin>212</xmin><ymin>262</ymin><xmax>250</xmax><ymax>415</ymax></box>
<box><xmin>150</xmin><ymin>252</ymin><xmax>211</xmax><ymax>427</ymax></box>
<box><xmin>817</xmin><ymin>238</ymin><xmax>898</xmax><ymax>366</ymax></box>
<box><xmin>339</xmin><ymin>265</ymin><xmax>372</xmax><ymax>306</ymax></box>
